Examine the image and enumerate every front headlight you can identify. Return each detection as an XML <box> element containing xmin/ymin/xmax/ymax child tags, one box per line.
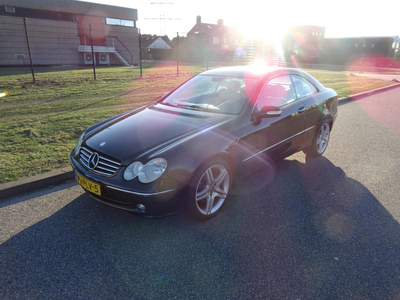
<box><xmin>124</xmin><ymin>158</ymin><xmax>167</xmax><ymax>183</ymax></box>
<box><xmin>73</xmin><ymin>132</ymin><xmax>85</xmax><ymax>156</ymax></box>
<box><xmin>124</xmin><ymin>161</ymin><xmax>143</xmax><ymax>181</ymax></box>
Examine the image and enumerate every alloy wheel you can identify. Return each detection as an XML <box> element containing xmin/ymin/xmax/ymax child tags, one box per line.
<box><xmin>316</xmin><ymin>123</ymin><xmax>330</xmax><ymax>154</ymax></box>
<box><xmin>195</xmin><ymin>165</ymin><xmax>230</xmax><ymax>216</ymax></box>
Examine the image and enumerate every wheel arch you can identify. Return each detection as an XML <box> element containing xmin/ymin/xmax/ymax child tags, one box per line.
<box><xmin>323</xmin><ymin>114</ymin><xmax>334</xmax><ymax>131</ymax></box>
<box><xmin>197</xmin><ymin>152</ymin><xmax>237</xmax><ymax>177</ymax></box>
<box><xmin>188</xmin><ymin>151</ymin><xmax>237</xmax><ymax>188</ymax></box>
<box><xmin>316</xmin><ymin>113</ymin><xmax>333</xmax><ymax>132</ymax></box>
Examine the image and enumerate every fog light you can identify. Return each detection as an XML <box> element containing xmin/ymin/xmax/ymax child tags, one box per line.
<box><xmin>136</xmin><ymin>204</ymin><xmax>146</xmax><ymax>211</ymax></box>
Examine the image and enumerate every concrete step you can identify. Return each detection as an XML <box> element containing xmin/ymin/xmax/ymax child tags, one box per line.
<box><xmin>114</xmin><ymin>51</ymin><xmax>130</xmax><ymax>66</ymax></box>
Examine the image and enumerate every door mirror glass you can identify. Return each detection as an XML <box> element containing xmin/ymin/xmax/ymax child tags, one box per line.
<box><xmin>257</xmin><ymin>106</ymin><xmax>282</xmax><ymax>118</ymax></box>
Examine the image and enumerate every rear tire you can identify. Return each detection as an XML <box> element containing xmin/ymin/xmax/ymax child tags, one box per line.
<box><xmin>303</xmin><ymin>120</ymin><xmax>330</xmax><ymax>157</ymax></box>
<box><xmin>188</xmin><ymin>158</ymin><xmax>232</xmax><ymax>220</ymax></box>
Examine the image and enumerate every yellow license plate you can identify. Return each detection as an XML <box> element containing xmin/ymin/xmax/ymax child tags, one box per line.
<box><xmin>76</xmin><ymin>172</ymin><xmax>101</xmax><ymax>196</ymax></box>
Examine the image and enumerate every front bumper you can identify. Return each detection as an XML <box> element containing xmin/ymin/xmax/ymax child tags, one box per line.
<box><xmin>70</xmin><ymin>153</ymin><xmax>181</xmax><ymax>216</ymax></box>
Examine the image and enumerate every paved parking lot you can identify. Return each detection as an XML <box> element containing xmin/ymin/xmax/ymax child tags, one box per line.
<box><xmin>1</xmin><ymin>87</ymin><xmax>400</xmax><ymax>299</ymax></box>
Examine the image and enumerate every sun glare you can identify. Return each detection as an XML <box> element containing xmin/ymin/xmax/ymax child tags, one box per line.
<box><xmin>251</xmin><ymin>59</ymin><xmax>270</xmax><ymax>71</ymax></box>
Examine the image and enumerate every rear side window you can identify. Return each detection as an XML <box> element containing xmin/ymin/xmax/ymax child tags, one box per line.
<box><xmin>291</xmin><ymin>75</ymin><xmax>318</xmax><ymax>99</ymax></box>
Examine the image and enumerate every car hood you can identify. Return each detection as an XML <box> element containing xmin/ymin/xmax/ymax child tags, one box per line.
<box><xmin>85</xmin><ymin>104</ymin><xmax>236</xmax><ymax>163</ymax></box>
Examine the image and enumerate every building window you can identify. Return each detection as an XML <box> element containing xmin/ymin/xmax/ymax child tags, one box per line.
<box><xmin>363</xmin><ymin>44</ymin><xmax>366</xmax><ymax>48</ymax></box>
<box><xmin>59</xmin><ymin>12</ymin><xmax>74</xmax><ymax>21</ymax></box>
<box><xmin>121</xmin><ymin>20</ymin><xmax>134</xmax><ymax>26</ymax></box>
<box><xmin>106</xmin><ymin>18</ymin><xmax>134</xmax><ymax>27</ymax></box>
<box><xmin>213</xmin><ymin>37</ymin><xmax>219</xmax><ymax>44</ymax></box>
<box><xmin>5</xmin><ymin>6</ymin><xmax>15</xmax><ymax>13</ymax></box>
<box><xmin>371</xmin><ymin>44</ymin><xmax>375</xmax><ymax>48</ymax></box>
<box><xmin>355</xmin><ymin>44</ymin><xmax>358</xmax><ymax>48</ymax></box>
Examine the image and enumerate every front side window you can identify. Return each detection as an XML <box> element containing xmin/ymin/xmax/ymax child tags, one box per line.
<box><xmin>291</xmin><ymin>75</ymin><xmax>318</xmax><ymax>99</ymax></box>
<box><xmin>256</xmin><ymin>75</ymin><xmax>296</xmax><ymax>111</ymax></box>
<box><xmin>161</xmin><ymin>75</ymin><xmax>257</xmax><ymax>115</ymax></box>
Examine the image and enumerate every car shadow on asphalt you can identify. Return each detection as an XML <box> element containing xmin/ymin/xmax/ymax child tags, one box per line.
<box><xmin>1</xmin><ymin>156</ymin><xmax>400</xmax><ymax>299</ymax></box>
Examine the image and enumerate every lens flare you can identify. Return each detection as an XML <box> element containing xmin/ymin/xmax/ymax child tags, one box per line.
<box><xmin>0</xmin><ymin>92</ymin><xmax>7</xmax><ymax>98</ymax></box>
<box><xmin>235</xmin><ymin>47</ymin><xmax>244</xmax><ymax>58</ymax></box>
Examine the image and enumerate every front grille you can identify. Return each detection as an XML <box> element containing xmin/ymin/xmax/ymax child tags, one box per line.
<box><xmin>79</xmin><ymin>147</ymin><xmax>121</xmax><ymax>177</ymax></box>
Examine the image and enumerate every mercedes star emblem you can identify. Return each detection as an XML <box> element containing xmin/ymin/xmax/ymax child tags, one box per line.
<box><xmin>88</xmin><ymin>152</ymin><xmax>100</xmax><ymax>170</ymax></box>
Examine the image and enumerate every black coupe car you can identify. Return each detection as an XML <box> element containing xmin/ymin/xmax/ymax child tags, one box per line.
<box><xmin>70</xmin><ymin>66</ymin><xmax>338</xmax><ymax>219</ymax></box>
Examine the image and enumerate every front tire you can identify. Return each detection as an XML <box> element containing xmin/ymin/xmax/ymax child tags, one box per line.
<box><xmin>188</xmin><ymin>159</ymin><xmax>232</xmax><ymax>219</ymax></box>
<box><xmin>304</xmin><ymin>120</ymin><xmax>331</xmax><ymax>157</ymax></box>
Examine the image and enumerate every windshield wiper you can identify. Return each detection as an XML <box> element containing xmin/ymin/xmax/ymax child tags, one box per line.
<box><xmin>175</xmin><ymin>103</ymin><xmax>219</xmax><ymax>113</ymax></box>
<box><xmin>159</xmin><ymin>102</ymin><xmax>176</xmax><ymax>108</ymax></box>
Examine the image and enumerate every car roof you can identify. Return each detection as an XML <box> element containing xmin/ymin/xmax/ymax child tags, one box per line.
<box><xmin>199</xmin><ymin>65</ymin><xmax>326</xmax><ymax>92</ymax></box>
<box><xmin>199</xmin><ymin>65</ymin><xmax>306</xmax><ymax>79</ymax></box>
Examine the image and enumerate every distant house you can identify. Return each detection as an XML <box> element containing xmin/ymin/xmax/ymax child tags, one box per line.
<box><xmin>140</xmin><ymin>36</ymin><xmax>172</xmax><ymax>60</ymax></box>
<box><xmin>0</xmin><ymin>0</ymin><xmax>139</xmax><ymax>66</ymax></box>
<box><xmin>186</xmin><ymin>18</ymin><xmax>324</xmax><ymax>65</ymax></box>
<box><xmin>187</xmin><ymin>16</ymin><xmax>243</xmax><ymax>62</ymax></box>
<box><xmin>284</xmin><ymin>25</ymin><xmax>326</xmax><ymax>64</ymax></box>
<box><xmin>323</xmin><ymin>36</ymin><xmax>400</xmax><ymax>66</ymax></box>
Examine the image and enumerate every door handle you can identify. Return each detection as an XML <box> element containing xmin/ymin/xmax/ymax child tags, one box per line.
<box><xmin>298</xmin><ymin>107</ymin><xmax>306</xmax><ymax>114</ymax></box>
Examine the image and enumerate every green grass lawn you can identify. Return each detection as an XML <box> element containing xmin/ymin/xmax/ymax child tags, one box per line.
<box><xmin>0</xmin><ymin>63</ymin><xmax>396</xmax><ymax>183</ymax></box>
<box><xmin>304</xmin><ymin>70</ymin><xmax>398</xmax><ymax>97</ymax></box>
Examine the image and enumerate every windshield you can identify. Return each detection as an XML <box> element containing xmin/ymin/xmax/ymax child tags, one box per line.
<box><xmin>161</xmin><ymin>75</ymin><xmax>258</xmax><ymax>114</ymax></box>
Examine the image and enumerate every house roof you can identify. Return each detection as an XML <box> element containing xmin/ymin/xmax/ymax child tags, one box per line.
<box><xmin>0</xmin><ymin>0</ymin><xmax>137</xmax><ymax>20</ymax></box>
<box><xmin>187</xmin><ymin>22</ymin><xmax>240</xmax><ymax>37</ymax></box>
<box><xmin>140</xmin><ymin>36</ymin><xmax>172</xmax><ymax>49</ymax></box>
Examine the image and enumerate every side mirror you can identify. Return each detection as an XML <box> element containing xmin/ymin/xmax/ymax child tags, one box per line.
<box><xmin>257</xmin><ymin>106</ymin><xmax>282</xmax><ymax>118</ymax></box>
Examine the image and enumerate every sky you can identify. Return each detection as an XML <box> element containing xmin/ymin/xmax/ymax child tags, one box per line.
<box><xmin>80</xmin><ymin>0</ymin><xmax>400</xmax><ymax>40</ymax></box>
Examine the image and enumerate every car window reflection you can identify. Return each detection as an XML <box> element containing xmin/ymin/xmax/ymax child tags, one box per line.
<box><xmin>161</xmin><ymin>75</ymin><xmax>258</xmax><ymax>115</ymax></box>
<box><xmin>256</xmin><ymin>75</ymin><xmax>297</xmax><ymax>110</ymax></box>
<box><xmin>292</xmin><ymin>75</ymin><xmax>318</xmax><ymax>99</ymax></box>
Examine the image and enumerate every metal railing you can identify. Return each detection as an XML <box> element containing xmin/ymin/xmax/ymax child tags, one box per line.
<box><xmin>105</xmin><ymin>36</ymin><xmax>134</xmax><ymax>65</ymax></box>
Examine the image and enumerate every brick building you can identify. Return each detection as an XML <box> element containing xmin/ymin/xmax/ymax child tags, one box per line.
<box><xmin>0</xmin><ymin>0</ymin><xmax>139</xmax><ymax>66</ymax></box>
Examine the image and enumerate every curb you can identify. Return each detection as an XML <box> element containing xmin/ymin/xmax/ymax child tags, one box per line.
<box><xmin>0</xmin><ymin>167</ymin><xmax>74</xmax><ymax>201</ymax></box>
<box><xmin>338</xmin><ymin>82</ymin><xmax>400</xmax><ymax>103</ymax></box>
<box><xmin>1</xmin><ymin>83</ymin><xmax>400</xmax><ymax>201</ymax></box>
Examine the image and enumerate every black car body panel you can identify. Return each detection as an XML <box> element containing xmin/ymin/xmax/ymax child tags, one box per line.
<box><xmin>70</xmin><ymin>66</ymin><xmax>338</xmax><ymax>217</ymax></box>
<box><xmin>85</xmin><ymin>104</ymin><xmax>236</xmax><ymax>163</ymax></box>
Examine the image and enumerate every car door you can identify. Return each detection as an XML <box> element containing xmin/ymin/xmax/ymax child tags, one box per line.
<box><xmin>291</xmin><ymin>75</ymin><xmax>321</xmax><ymax>145</ymax></box>
<box><xmin>241</xmin><ymin>74</ymin><xmax>307</xmax><ymax>171</ymax></box>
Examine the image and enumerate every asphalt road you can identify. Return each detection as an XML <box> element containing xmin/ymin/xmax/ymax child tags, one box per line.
<box><xmin>1</xmin><ymin>87</ymin><xmax>400</xmax><ymax>299</ymax></box>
